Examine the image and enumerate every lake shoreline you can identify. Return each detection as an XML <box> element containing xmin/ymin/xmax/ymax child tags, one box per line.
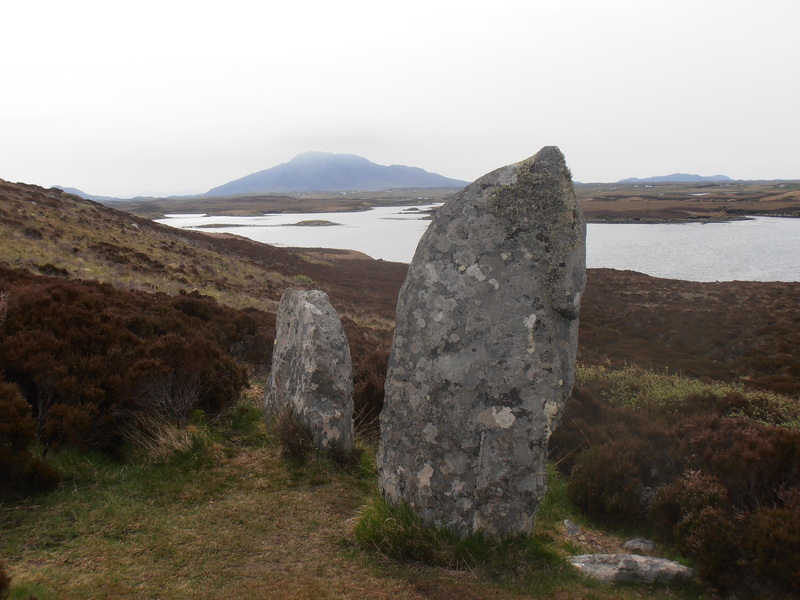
<box><xmin>107</xmin><ymin>179</ymin><xmax>800</xmax><ymax>224</ymax></box>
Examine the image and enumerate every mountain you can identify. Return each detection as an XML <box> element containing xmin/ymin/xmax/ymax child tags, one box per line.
<box><xmin>618</xmin><ymin>173</ymin><xmax>734</xmax><ymax>184</ymax></box>
<box><xmin>205</xmin><ymin>152</ymin><xmax>469</xmax><ymax>196</ymax></box>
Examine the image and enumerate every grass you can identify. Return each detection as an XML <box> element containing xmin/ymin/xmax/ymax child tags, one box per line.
<box><xmin>4</xmin><ymin>180</ymin><xmax>786</xmax><ymax>598</ymax></box>
<box><xmin>577</xmin><ymin>363</ymin><xmax>800</xmax><ymax>428</ymax></box>
<box><xmin>2</xmin><ymin>391</ymin><xmax>709</xmax><ymax>600</ymax></box>
<box><xmin>2</xmin><ymin>405</ymin><xmax>372</xmax><ymax>599</ymax></box>
<box><xmin>353</xmin><ymin>466</ymin><xmax>576</xmax><ymax>578</ymax></box>
<box><xmin>0</xmin><ymin>180</ymin><xmax>409</xmax><ymax>334</ymax></box>
<box><xmin>0</xmin><ymin>182</ymin><xmax>297</xmax><ymax>312</ymax></box>
<box><xmin>351</xmin><ymin>464</ymin><xmax>705</xmax><ymax>599</ymax></box>
<box><xmin>354</xmin><ymin>497</ymin><xmax>575</xmax><ymax>596</ymax></box>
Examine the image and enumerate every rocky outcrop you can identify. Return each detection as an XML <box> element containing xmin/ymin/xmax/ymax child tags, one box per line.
<box><xmin>264</xmin><ymin>289</ymin><xmax>354</xmax><ymax>454</ymax></box>
<box><xmin>377</xmin><ymin>147</ymin><xmax>586</xmax><ymax>536</ymax></box>
<box><xmin>568</xmin><ymin>553</ymin><xmax>695</xmax><ymax>584</ymax></box>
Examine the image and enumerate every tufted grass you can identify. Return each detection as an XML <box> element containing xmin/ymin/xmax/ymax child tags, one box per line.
<box><xmin>2</xmin><ymin>392</ymin><xmax>709</xmax><ymax>600</ymax></box>
<box><xmin>577</xmin><ymin>363</ymin><xmax>800</xmax><ymax>428</ymax></box>
<box><xmin>353</xmin><ymin>468</ymin><xmax>574</xmax><ymax>577</ymax></box>
<box><xmin>352</xmin><ymin>464</ymin><xmax>707</xmax><ymax>599</ymax></box>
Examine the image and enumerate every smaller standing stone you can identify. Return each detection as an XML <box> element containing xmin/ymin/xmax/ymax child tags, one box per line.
<box><xmin>265</xmin><ymin>289</ymin><xmax>354</xmax><ymax>455</ymax></box>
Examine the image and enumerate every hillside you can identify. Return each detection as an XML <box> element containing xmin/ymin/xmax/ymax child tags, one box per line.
<box><xmin>2</xmin><ymin>176</ymin><xmax>800</xmax><ymax>599</ymax></box>
<box><xmin>1</xmin><ymin>177</ymin><xmax>798</xmax><ymax>393</ymax></box>
<box><xmin>205</xmin><ymin>152</ymin><xmax>469</xmax><ymax>195</ymax></box>
<box><xmin>0</xmin><ymin>179</ymin><xmax>406</xmax><ymax>321</ymax></box>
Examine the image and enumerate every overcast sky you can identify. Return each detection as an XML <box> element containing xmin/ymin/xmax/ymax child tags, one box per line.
<box><xmin>2</xmin><ymin>0</ymin><xmax>798</xmax><ymax>198</ymax></box>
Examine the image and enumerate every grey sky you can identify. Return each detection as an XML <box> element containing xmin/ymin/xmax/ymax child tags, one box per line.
<box><xmin>2</xmin><ymin>0</ymin><xmax>798</xmax><ymax>198</ymax></box>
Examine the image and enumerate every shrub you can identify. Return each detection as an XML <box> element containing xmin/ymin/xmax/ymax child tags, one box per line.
<box><xmin>130</xmin><ymin>333</ymin><xmax>247</xmax><ymax>424</ymax></box>
<box><xmin>550</xmin><ymin>386</ymin><xmax>678</xmax><ymax>484</ymax></box>
<box><xmin>36</xmin><ymin>263</ymin><xmax>69</xmax><ymax>277</ymax></box>
<box><xmin>0</xmin><ymin>267</ymin><xmax>264</xmax><ymax>456</ymax></box>
<box><xmin>745</xmin><ymin>498</ymin><xmax>800</xmax><ymax>592</ymax></box>
<box><xmin>0</xmin><ymin>561</ymin><xmax>9</xmax><ymax>600</ymax></box>
<box><xmin>352</xmin><ymin>348</ymin><xmax>389</xmax><ymax>440</ymax></box>
<box><xmin>567</xmin><ymin>436</ymin><xmax>673</xmax><ymax>526</ymax></box>
<box><xmin>547</xmin><ymin>386</ymin><xmax>609</xmax><ymax>474</ymax></box>
<box><xmin>551</xmin><ymin>374</ymin><xmax>800</xmax><ymax>595</ymax></box>
<box><xmin>677</xmin><ymin>506</ymin><xmax>741</xmax><ymax>589</ymax></box>
<box><xmin>575</xmin><ymin>363</ymin><xmax>800</xmax><ymax>428</ymax></box>
<box><xmin>0</xmin><ymin>380</ymin><xmax>59</xmax><ymax>495</ymax></box>
<box><xmin>40</xmin><ymin>404</ymin><xmax>97</xmax><ymax>452</ymax></box>
<box><xmin>678</xmin><ymin>416</ymin><xmax>800</xmax><ymax>511</ymax></box>
<box><xmin>648</xmin><ymin>470</ymin><xmax>730</xmax><ymax>543</ymax></box>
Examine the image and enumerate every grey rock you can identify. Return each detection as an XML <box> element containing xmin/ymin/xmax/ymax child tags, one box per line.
<box><xmin>265</xmin><ymin>289</ymin><xmax>354</xmax><ymax>454</ymax></box>
<box><xmin>377</xmin><ymin>147</ymin><xmax>586</xmax><ymax>536</ymax></box>
<box><xmin>623</xmin><ymin>538</ymin><xmax>657</xmax><ymax>553</ymax></box>
<box><xmin>563</xmin><ymin>519</ymin><xmax>581</xmax><ymax>537</ymax></box>
<box><xmin>569</xmin><ymin>553</ymin><xmax>694</xmax><ymax>585</ymax></box>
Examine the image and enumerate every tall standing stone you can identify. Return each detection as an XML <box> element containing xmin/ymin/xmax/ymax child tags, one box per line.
<box><xmin>265</xmin><ymin>289</ymin><xmax>354</xmax><ymax>455</ymax></box>
<box><xmin>377</xmin><ymin>147</ymin><xmax>586</xmax><ymax>536</ymax></box>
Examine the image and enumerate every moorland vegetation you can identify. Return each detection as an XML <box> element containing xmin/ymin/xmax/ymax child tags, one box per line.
<box><xmin>1</xmin><ymin>179</ymin><xmax>799</xmax><ymax>599</ymax></box>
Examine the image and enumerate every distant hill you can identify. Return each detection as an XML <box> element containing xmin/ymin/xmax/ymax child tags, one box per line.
<box><xmin>54</xmin><ymin>186</ymin><xmax>120</xmax><ymax>202</ymax></box>
<box><xmin>54</xmin><ymin>186</ymin><xmax>204</xmax><ymax>202</ymax></box>
<box><xmin>618</xmin><ymin>173</ymin><xmax>734</xmax><ymax>184</ymax></box>
<box><xmin>205</xmin><ymin>152</ymin><xmax>469</xmax><ymax>196</ymax></box>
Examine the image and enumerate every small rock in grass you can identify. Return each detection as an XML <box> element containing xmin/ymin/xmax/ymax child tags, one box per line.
<box><xmin>569</xmin><ymin>553</ymin><xmax>694</xmax><ymax>585</ymax></box>
<box><xmin>623</xmin><ymin>537</ymin><xmax>657</xmax><ymax>553</ymax></box>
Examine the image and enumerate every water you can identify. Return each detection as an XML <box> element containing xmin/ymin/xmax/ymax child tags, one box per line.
<box><xmin>586</xmin><ymin>217</ymin><xmax>800</xmax><ymax>282</ymax></box>
<box><xmin>157</xmin><ymin>210</ymin><xmax>800</xmax><ymax>282</ymax></box>
<box><xmin>158</xmin><ymin>205</ymin><xmax>438</xmax><ymax>263</ymax></box>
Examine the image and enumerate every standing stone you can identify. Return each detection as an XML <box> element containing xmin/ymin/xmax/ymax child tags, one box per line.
<box><xmin>265</xmin><ymin>289</ymin><xmax>354</xmax><ymax>455</ymax></box>
<box><xmin>377</xmin><ymin>146</ymin><xmax>586</xmax><ymax>537</ymax></box>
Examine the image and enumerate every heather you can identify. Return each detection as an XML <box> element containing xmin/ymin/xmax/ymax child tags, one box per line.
<box><xmin>549</xmin><ymin>370</ymin><xmax>800</xmax><ymax>595</ymax></box>
<box><xmin>1</xmin><ymin>178</ymin><xmax>799</xmax><ymax>598</ymax></box>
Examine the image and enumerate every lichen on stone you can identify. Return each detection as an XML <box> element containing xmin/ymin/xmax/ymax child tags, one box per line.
<box><xmin>378</xmin><ymin>146</ymin><xmax>586</xmax><ymax>537</ymax></box>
